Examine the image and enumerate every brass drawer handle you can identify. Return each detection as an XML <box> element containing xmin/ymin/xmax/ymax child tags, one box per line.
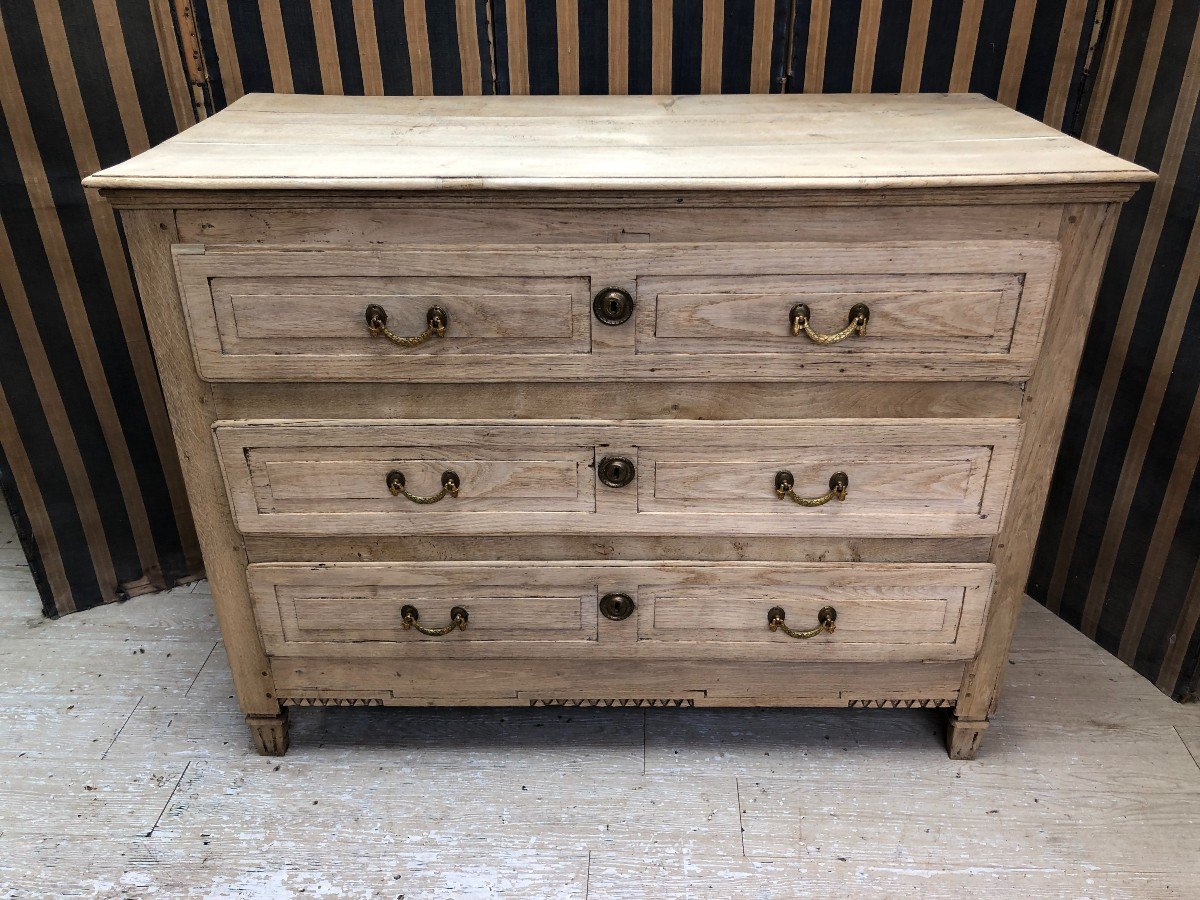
<box><xmin>768</xmin><ymin>605</ymin><xmax>837</xmax><ymax>639</ymax></box>
<box><xmin>401</xmin><ymin>604</ymin><xmax>468</xmax><ymax>636</ymax></box>
<box><xmin>790</xmin><ymin>303</ymin><xmax>869</xmax><ymax>344</ymax></box>
<box><xmin>386</xmin><ymin>470</ymin><xmax>460</xmax><ymax>504</ymax></box>
<box><xmin>365</xmin><ymin>304</ymin><xmax>447</xmax><ymax>347</ymax></box>
<box><xmin>775</xmin><ymin>471</ymin><xmax>848</xmax><ymax>507</ymax></box>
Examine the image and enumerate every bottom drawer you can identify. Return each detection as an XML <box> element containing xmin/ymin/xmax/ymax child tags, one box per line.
<box><xmin>248</xmin><ymin>561</ymin><xmax>993</xmax><ymax>662</ymax></box>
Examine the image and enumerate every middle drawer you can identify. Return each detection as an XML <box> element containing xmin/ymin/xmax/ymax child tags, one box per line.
<box><xmin>215</xmin><ymin>419</ymin><xmax>1019</xmax><ymax>538</ymax></box>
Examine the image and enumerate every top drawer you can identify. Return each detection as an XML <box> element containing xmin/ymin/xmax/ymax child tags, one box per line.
<box><xmin>173</xmin><ymin>241</ymin><xmax>1058</xmax><ymax>382</ymax></box>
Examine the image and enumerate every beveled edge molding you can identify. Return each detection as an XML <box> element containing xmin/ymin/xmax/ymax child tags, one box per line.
<box><xmin>96</xmin><ymin>183</ymin><xmax>1145</xmax><ymax>210</ymax></box>
<box><xmin>244</xmin><ymin>535</ymin><xmax>997</xmax><ymax>565</ymax></box>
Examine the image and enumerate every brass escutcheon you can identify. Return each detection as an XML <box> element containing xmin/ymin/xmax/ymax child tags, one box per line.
<box><xmin>599</xmin><ymin>593</ymin><xmax>636</xmax><ymax>621</ymax></box>
<box><xmin>598</xmin><ymin>456</ymin><xmax>636</xmax><ymax>488</ymax></box>
<box><xmin>593</xmin><ymin>287</ymin><xmax>634</xmax><ymax>325</ymax></box>
<box><xmin>767</xmin><ymin>605</ymin><xmax>837</xmax><ymax>639</ymax></box>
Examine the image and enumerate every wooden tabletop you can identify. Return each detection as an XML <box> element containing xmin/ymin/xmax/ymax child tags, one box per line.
<box><xmin>85</xmin><ymin>93</ymin><xmax>1152</xmax><ymax>192</ymax></box>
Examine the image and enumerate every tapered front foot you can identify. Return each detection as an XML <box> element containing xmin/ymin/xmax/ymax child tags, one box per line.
<box><xmin>945</xmin><ymin>710</ymin><xmax>993</xmax><ymax>763</ymax></box>
<box><xmin>946</xmin><ymin>713</ymin><xmax>989</xmax><ymax>759</ymax></box>
<box><xmin>246</xmin><ymin>708</ymin><xmax>290</xmax><ymax>756</ymax></box>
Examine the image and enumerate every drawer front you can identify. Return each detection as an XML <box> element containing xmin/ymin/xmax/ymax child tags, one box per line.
<box><xmin>251</xmin><ymin>564</ymin><xmax>598</xmax><ymax>650</ymax></box>
<box><xmin>175</xmin><ymin>240</ymin><xmax>1057</xmax><ymax>382</ymax></box>
<box><xmin>248</xmin><ymin>561</ymin><xmax>994</xmax><ymax>661</ymax></box>
<box><xmin>639</xmin><ymin>273</ymin><xmax>1021</xmax><ymax>354</ymax></box>
<box><xmin>174</xmin><ymin>247</ymin><xmax>592</xmax><ymax>378</ymax></box>
<box><xmin>216</xmin><ymin>420</ymin><xmax>1019</xmax><ymax>537</ymax></box>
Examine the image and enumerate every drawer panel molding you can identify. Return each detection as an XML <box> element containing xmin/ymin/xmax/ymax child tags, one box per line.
<box><xmin>215</xmin><ymin>419</ymin><xmax>1021</xmax><ymax>538</ymax></box>
<box><xmin>175</xmin><ymin>241</ymin><xmax>1058</xmax><ymax>382</ymax></box>
<box><xmin>248</xmin><ymin>561</ymin><xmax>995</xmax><ymax>662</ymax></box>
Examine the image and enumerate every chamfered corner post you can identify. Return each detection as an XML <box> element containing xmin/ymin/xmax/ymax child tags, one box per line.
<box><xmin>948</xmin><ymin>201</ymin><xmax>1125</xmax><ymax>760</ymax></box>
<box><xmin>119</xmin><ymin>206</ymin><xmax>284</xmax><ymax>736</ymax></box>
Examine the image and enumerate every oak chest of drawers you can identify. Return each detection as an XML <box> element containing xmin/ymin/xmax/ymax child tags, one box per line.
<box><xmin>87</xmin><ymin>93</ymin><xmax>1152</xmax><ymax>758</ymax></box>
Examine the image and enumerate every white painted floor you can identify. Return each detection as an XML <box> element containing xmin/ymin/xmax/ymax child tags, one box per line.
<box><xmin>1</xmin><ymin>510</ymin><xmax>1199</xmax><ymax>898</ymax></box>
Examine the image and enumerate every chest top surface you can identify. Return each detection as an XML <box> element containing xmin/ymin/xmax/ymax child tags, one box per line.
<box><xmin>84</xmin><ymin>93</ymin><xmax>1151</xmax><ymax>194</ymax></box>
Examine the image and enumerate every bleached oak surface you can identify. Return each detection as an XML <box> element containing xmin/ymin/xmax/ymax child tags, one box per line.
<box><xmin>1</xmin><ymin>510</ymin><xmax>1199</xmax><ymax>897</ymax></box>
<box><xmin>83</xmin><ymin>94</ymin><xmax>1153</xmax><ymax>192</ymax></box>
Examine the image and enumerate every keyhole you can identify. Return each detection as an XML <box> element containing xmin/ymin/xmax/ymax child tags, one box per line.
<box><xmin>593</xmin><ymin>288</ymin><xmax>633</xmax><ymax>325</ymax></box>
<box><xmin>598</xmin><ymin>455</ymin><xmax>635</xmax><ymax>487</ymax></box>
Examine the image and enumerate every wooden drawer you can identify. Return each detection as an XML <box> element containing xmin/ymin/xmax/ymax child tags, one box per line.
<box><xmin>173</xmin><ymin>246</ymin><xmax>592</xmax><ymax>378</ymax></box>
<box><xmin>215</xmin><ymin>419</ymin><xmax>1020</xmax><ymax>537</ymax></box>
<box><xmin>248</xmin><ymin>561</ymin><xmax>995</xmax><ymax>661</ymax></box>
<box><xmin>638</xmin><ymin>272</ymin><xmax>1024</xmax><ymax>355</ymax></box>
<box><xmin>175</xmin><ymin>240</ymin><xmax>1057</xmax><ymax>382</ymax></box>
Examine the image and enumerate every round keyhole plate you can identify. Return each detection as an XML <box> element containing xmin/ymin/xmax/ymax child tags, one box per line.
<box><xmin>599</xmin><ymin>592</ymin><xmax>636</xmax><ymax>621</ymax></box>
<box><xmin>593</xmin><ymin>287</ymin><xmax>634</xmax><ymax>325</ymax></box>
<box><xmin>598</xmin><ymin>456</ymin><xmax>636</xmax><ymax>488</ymax></box>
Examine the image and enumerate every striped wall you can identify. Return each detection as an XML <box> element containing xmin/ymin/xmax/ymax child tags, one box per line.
<box><xmin>0</xmin><ymin>0</ymin><xmax>201</xmax><ymax>616</ymax></box>
<box><xmin>490</xmin><ymin>0</ymin><xmax>790</xmax><ymax>95</ymax></box>
<box><xmin>1028</xmin><ymin>0</ymin><xmax>1200</xmax><ymax>700</ymax></box>
<box><xmin>1</xmin><ymin>1</ymin><xmax>1196</xmax><ymax>698</ymax></box>
<box><xmin>197</xmin><ymin>0</ymin><xmax>494</xmax><ymax>103</ymax></box>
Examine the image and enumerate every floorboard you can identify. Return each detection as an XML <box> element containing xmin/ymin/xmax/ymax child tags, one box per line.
<box><xmin>0</xmin><ymin>507</ymin><xmax>1198</xmax><ymax>897</ymax></box>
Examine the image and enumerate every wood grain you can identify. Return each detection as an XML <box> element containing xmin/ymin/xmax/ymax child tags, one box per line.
<box><xmin>98</xmin><ymin>94</ymin><xmax>1146</xmax><ymax>757</ymax></box>
<box><xmin>121</xmin><ymin>209</ymin><xmax>279</xmax><ymax>718</ymax></box>
<box><xmin>175</xmin><ymin>202</ymin><xmax>1066</xmax><ymax>245</ymax></box>
<box><xmin>952</xmin><ymin>202</ymin><xmax>1123</xmax><ymax>756</ymax></box>
<box><xmin>243</xmin><ymin>534</ymin><xmax>997</xmax><ymax>565</ymax></box>
<box><xmin>214</xmin><ymin>419</ymin><xmax>1020</xmax><ymax>538</ymax></box>
<box><xmin>211</xmin><ymin>380</ymin><xmax>1025</xmax><ymax>421</ymax></box>
<box><xmin>84</xmin><ymin>93</ymin><xmax>1152</xmax><ymax>192</ymax></box>
<box><xmin>171</xmin><ymin>239</ymin><xmax>1059</xmax><ymax>382</ymax></box>
<box><xmin>248</xmin><ymin>561</ymin><xmax>993</xmax><ymax>663</ymax></box>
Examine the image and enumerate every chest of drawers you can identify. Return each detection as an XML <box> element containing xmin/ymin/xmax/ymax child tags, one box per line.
<box><xmin>87</xmin><ymin>93</ymin><xmax>1151</xmax><ymax>758</ymax></box>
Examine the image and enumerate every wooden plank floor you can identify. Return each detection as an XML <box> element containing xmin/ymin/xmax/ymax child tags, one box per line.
<box><xmin>2</xmin><ymin>509</ymin><xmax>1199</xmax><ymax>897</ymax></box>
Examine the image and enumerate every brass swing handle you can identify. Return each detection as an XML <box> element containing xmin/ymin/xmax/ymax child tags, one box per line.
<box><xmin>365</xmin><ymin>304</ymin><xmax>447</xmax><ymax>347</ymax></box>
<box><xmin>401</xmin><ymin>604</ymin><xmax>468</xmax><ymax>636</ymax></box>
<box><xmin>775</xmin><ymin>471</ymin><xmax>849</xmax><ymax>507</ymax></box>
<box><xmin>386</xmin><ymin>470</ymin><xmax>460</xmax><ymax>504</ymax></box>
<box><xmin>790</xmin><ymin>303</ymin><xmax>869</xmax><ymax>344</ymax></box>
<box><xmin>767</xmin><ymin>605</ymin><xmax>837</xmax><ymax>639</ymax></box>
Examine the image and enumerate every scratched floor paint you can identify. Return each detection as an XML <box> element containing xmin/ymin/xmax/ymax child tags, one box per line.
<box><xmin>1</xmin><ymin>507</ymin><xmax>1199</xmax><ymax>899</ymax></box>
